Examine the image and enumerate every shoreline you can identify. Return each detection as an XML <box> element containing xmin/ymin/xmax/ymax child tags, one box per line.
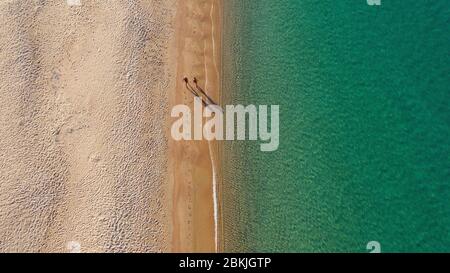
<box><xmin>168</xmin><ymin>0</ymin><xmax>222</xmax><ymax>252</ymax></box>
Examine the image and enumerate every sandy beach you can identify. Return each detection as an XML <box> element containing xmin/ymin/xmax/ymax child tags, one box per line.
<box><xmin>169</xmin><ymin>0</ymin><xmax>222</xmax><ymax>252</ymax></box>
<box><xmin>0</xmin><ymin>0</ymin><xmax>220</xmax><ymax>253</ymax></box>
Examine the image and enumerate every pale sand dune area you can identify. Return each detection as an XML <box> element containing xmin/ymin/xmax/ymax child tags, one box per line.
<box><xmin>0</xmin><ymin>0</ymin><xmax>174</xmax><ymax>252</ymax></box>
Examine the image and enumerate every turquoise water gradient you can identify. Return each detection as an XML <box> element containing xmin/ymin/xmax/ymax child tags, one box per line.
<box><xmin>221</xmin><ymin>0</ymin><xmax>449</xmax><ymax>252</ymax></box>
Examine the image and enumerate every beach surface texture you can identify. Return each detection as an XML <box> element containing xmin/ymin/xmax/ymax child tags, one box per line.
<box><xmin>0</xmin><ymin>0</ymin><xmax>220</xmax><ymax>253</ymax></box>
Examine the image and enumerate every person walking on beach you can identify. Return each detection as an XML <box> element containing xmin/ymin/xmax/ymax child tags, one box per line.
<box><xmin>183</xmin><ymin>77</ymin><xmax>208</xmax><ymax>107</ymax></box>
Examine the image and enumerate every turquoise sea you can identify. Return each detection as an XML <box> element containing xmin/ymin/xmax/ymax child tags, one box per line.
<box><xmin>221</xmin><ymin>0</ymin><xmax>450</xmax><ymax>252</ymax></box>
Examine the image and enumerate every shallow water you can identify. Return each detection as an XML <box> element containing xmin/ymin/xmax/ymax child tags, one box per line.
<box><xmin>221</xmin><ymin>0</ymin><xmax>450</xmax><ymax>252</ymax></box>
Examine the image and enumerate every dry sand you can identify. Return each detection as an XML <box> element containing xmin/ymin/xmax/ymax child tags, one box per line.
<box><xmin>0</xmin><ymin>0</ymin><xmax>220</xmax><ymax>253</ymax></box>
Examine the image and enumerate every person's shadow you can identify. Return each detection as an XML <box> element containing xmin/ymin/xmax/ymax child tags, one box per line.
<box><xmin>183</xmin><ymin>77</ymin><xmax>208</xmax><ymax>107</ymax></box>
<box><xmin>193</xmin><ymin>77</ymin><xmax>218</xmax><ymax>106</ymax></box>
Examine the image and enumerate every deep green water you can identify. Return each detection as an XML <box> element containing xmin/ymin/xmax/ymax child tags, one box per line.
<box><xmin>221</xmin><ymin>0</ymin><xmax>449</xmax><ymax>252</ymax></box>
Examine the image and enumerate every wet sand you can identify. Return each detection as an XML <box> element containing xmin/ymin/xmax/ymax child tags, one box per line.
<box><xmin>169</xmin><ymin>0</ymin><xmax>222</xmax><ymax>252</ymax></box>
